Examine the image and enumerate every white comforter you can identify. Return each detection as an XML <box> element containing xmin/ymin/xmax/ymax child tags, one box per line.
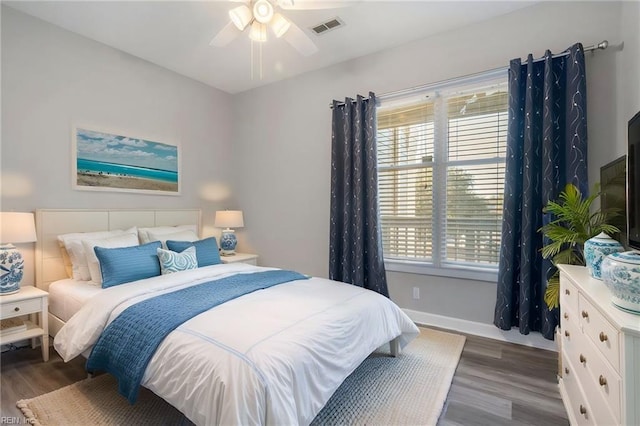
<box><xmin>54</xmin><ymin>263</ymin><xmax>419</xmax><ymax>425</ymax></box>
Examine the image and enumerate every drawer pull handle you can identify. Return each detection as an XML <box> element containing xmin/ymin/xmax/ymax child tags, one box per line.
<box><xmin>581</xmin><ymin>310</ymin><xmax>589</xmax><ymax>318</ymax></box>
<box><xmin>565</xmin><ymin>289</ymin><xmax>571</xmax><ymax>295</ymax></box>
<box><xmin>564</xmin><ymin>330</ymin><xmax>570</xmax><ymax>337</ymax></box>
<box><xmin>599</xmin><ymin>332</ymin><xmax>608</xmax><ymax>342</ymax></box>
<box><xmin>14</xmin><ymin>307</ymin><xmax>20</xmax><ymax>312</ymax></box>
<box><xmin>563</xmin><ymin>313</ymin><xmax>569</xmax><ymax>319</ymax></box>
<box><xmin>564</xmin><ymin>367</ymin><xmax>570</xmax><ymax>375</ymax></box>
<box><xmin>579</xmin><ymin>405</ymin><xmax>587</xmax><ymax>415</ymax></box>
<box><xmin>579</xmin><ymin>354</ymin><xmax>586</xmax><ymax>364</ymax></box>
<box><xmin>599</xmin><ymin>375</ymin><xmax>607</xmax><ymax>386</ymax></box>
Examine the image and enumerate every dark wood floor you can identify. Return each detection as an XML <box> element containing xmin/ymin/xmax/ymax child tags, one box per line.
<box><xmin>1</xmin><ymin>329</ymin><xmax>568</xmax><ymax>425</ymax></box>
<box><xmin>437</xmin><ymin>329</ymin><xmax>568</xmax><ymax>426</ymax></box>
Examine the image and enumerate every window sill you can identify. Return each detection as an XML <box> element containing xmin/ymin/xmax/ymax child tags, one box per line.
<box><xmin>384</xmin><ymin>259</ymin><xmax>498</xmax><ymax>283</ymax></box>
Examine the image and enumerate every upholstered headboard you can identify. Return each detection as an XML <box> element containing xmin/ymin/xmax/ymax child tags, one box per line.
<box><xmin>35</xmin><ymin>209</ymin><xmax>201</xmax><ymax>291</ymax></box>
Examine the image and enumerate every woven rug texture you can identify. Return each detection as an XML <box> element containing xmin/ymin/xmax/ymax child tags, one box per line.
<box><xmin>18</xmin><ymin>327</ymin><xmax>465</xmax><ymax>426</ymax></box>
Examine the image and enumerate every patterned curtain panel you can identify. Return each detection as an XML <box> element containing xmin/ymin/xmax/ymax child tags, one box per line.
<box><xmin>494</xmin><ymin>44</ymin><xmax>588</xmax><ymax>339</ymax></box>
<box><xmin>330</xmin><ymin>93</ymin><xmax>389</xmax><ymax>297</ymax></box>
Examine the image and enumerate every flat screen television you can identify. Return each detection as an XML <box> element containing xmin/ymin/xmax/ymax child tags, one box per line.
<box><xmin>601</xmin><ymin>155</ymin><xmax>627</xmax><ymax>247</ymax></box>
<box><xmin>629</xmin><ymin>110</ymin><xmax>640</xmax><ymax>250</ymax></box>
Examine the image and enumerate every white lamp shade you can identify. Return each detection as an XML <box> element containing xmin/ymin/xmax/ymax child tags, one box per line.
<box><xmin>271</xmin><ymin>13</ymin><xmax>291</xmax><ymax>38</ymax></box>
<box><xmin>215</xmin><ymin>210</ymin><xmax>244</xmax><ymax>229</ymax></box>
<box><xmin>0</xmin><ymin>212</ymin><xmax>37</xmax><ymax>243</ymax></box>
<box><xmin>253</xmin><ymin>0</ymin><xmax>274</xmax><ymax>24</ymax></box>
<box><xmin>249</xmin><ymin>22</ymin><xmax>268</xmax><ymax>42</ymax></box>
<box><xmin>229</xmin><ymin>5</ymin><xmax>252</xmax><ymax>31</ymax></box>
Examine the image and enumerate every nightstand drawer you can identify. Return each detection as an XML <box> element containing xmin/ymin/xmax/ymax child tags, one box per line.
<box><xmin>220</xmin><ymin>253</ymin><xmax>258</xmax><ymax>265</ymax></box>
<box><xmin>1</xmin><ymin>298</ymin><xmax>42</xmax><ymax>318</ymax></box>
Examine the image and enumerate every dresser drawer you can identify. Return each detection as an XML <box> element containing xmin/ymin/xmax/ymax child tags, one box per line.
<box><xmin>578</xmin><ymin>294</ymin><xmax>620</xmax><ymax>372</ymax></box>
<box><xmin>561</xmin><ymin>310</ymin><xmax>582</xmax><ymax>357</ymax></box>
<box><xmin>0</xmin><ymin>298</ymin><xmax>42</xmax><ymax>318</ymax></box>
<box><xmin>582</xmin><ymin>339</ymin><xmax>622</xmax><ymax>423</ymax></box>
<box><xmin>560</xmin><ymin>274</ymin><xmax>579</xmax><ymax>317</ymax></box>
<box><xmin>561</xmin><ymin>354</ymin><xmax>597</xmax><ymax>426</ymax></box>
<box><xmin>566</xmin><ymin>342</ymin><xmax>620</xmax><ymax>426</ymax></box>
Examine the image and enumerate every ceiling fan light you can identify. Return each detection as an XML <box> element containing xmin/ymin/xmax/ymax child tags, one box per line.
<box><xmin>249</xmin><ymin>22</ymin><xmax>268</xmax><ymax>42</ymax></box>
<box><xmin>229</xmin><ymin>5</ymin><xmax>252</xmax><ymax>31</ymax></box>
<box><xmin>270</xmin><ymin>13</ymin><xmax>291</xmax><ymax>38</ymax></box>
<box><xmin>253</xmin><ymin>0</ymin><xmax>274</xmax><ymax>24</ymax></box>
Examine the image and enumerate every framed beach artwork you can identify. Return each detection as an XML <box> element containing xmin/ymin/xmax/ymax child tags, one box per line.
<box><xmin>72</xmin><ymin>127</ymin><xmax>180</xmax><ymax>195</ymax></box>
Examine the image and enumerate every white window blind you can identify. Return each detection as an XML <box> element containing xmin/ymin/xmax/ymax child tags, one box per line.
<box><xmin>377</xmin><ymin>79</ymin><xmax>508</xmax><ymax>274</ymax></box>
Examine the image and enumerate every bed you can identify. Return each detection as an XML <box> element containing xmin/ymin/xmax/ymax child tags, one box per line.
<box><xmin>36</xmin><ymin>209</ymin><xmax>420</xmax><ymax>425</ymax></box>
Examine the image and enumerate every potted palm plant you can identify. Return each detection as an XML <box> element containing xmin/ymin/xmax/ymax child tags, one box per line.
<box><xmin>539</xmin><ymin>183</ymin><xmax>620</xmax><ymax>309</ymax></box>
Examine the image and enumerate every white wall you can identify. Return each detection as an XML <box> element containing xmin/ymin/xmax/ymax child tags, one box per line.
<box><xmin>616</xmin><ymin>1</ymin><xmax>640</xmax><ymax>142</ymax></box>
<box><xmin>232</xmin><ymin>2</ymin><xmax>625</xmax><ymax>325</ymax></box>
<box><xmin>1</xmin><ymin>7</ymin><xmax>235</xmax><ymax>285</ymax></box>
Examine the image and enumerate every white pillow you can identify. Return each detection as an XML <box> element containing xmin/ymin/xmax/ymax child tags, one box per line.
<box><xmin>138</xmin><ymin>225</ymin><xmax>197</xmax><ymax>244</ymax></box>
<box><xmin>147</xmin><ymin>229</ymin><xmax>198</xmax><ymax>248</ymax></box>
<box><xmin>82</xmin><ymin>232</ymin><xmax>140</xmax><ymax>284</ymax></box>
<box><xmin>58</xmin><ymin>227</ymin><xmax>137</xmax><ymax>281</ymax></box>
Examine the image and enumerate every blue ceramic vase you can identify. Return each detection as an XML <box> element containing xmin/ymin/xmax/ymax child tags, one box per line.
<box><xmin>584</xmin><ymin>232</ymin><xmax>624</xmax><ymax>280</ymax></box>
<box><xmin>601</xmin><ymin>251</ymin><xmax>640</xmax><ymax>314</ymax></box>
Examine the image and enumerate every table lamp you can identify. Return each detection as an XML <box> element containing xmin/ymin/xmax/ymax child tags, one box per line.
<box><xmin>215</xmin><ymin>210</ymin><xmax>244</xmax><ymax>256</ymax></box>
<box><xmin>0</xmin><ymin>212</ymin><xmax>37</xmax><ymax>295</ymax></box>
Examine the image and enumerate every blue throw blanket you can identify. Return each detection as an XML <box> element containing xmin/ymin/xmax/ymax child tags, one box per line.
<box><xmin>86</xmin><ymin>270</ymin><xmax>309</xmax><ymax>403</ymax></box>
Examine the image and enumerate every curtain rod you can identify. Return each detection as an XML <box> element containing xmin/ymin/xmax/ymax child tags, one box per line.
<box><xmin>330</xmin><ymin>40</ymin><xmax>609</xmax><ymax>109</ymax></box>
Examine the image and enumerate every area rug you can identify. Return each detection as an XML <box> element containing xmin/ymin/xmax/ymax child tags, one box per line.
<box><xmin>17</xmin><ymin>328</ymin><xmax>465</xmax><ymax>426</ymax></box>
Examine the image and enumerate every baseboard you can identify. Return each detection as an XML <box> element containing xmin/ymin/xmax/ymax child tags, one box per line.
<box><xmin>403</xmin><ymin>308</ymin><xmax>557</xmax><ymax>352</ymax></box>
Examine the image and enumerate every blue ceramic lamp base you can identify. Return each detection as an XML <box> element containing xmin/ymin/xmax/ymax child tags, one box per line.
<box><xmin>0</xmin><ymin>244</ymin><xmax>24</xmax><ymax>295</ymax></box>
<box><xmin>220</xmin><ymin>229</ymin><xmax>237</xmax><ymax>256</ymax></box>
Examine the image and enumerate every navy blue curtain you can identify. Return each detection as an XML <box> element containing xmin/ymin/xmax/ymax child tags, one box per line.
<box><xmin>329</xmin><ymin>93</ymin><xmax>389</xmax><ymax>297</ymax></box>
<box><xmin>494</xmin><ymin>44</ymin><xmax>588</xmax><ymax>339</ymax></box>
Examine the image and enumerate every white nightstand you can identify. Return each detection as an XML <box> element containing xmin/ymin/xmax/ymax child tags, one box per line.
<box><xmin>220</xmin><ymin>253</ymin><xmax>258</xmax><ymax>265</ymax></box>
<box><xmin>0</xmin><ymin>286</ymin><xmax>49</xmax><ymax>362</ymax></box>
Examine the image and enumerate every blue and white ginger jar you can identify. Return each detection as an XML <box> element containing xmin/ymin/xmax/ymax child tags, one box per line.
<box><xmin>584</xmin><ymin>232</ymin><xmax>624</xmax><ymax>280</ymax></box>
<box><xmin>601</xmin><ymin>251</ymin><xmax>640</xmax><ymax>314</ymax></box>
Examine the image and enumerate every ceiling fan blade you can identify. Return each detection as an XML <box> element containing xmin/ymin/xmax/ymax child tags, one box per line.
<box><xmin>278</xmin><ymin>0</ymin><xmax>359</xmax><ymax>10</ymax></box>
<box><xmin>283</xmin><ymin>21</ymin><xmax>318</xmax><ymax>56</ymax></box>
<box><xmin>209</xmin><ymin>22</ymin><xmax>242</xmax><ymax>47</ymax></box>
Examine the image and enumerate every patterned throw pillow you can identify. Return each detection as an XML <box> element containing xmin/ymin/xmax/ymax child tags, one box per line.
<box><xmin>157</xmin><ymin>246</ymin><xmax>198</xmax><ymax>275</ymax></box>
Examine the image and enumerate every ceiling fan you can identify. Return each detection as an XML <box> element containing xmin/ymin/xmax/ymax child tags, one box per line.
<box><xmin>210</xmin><ymin>0</ymin><xmax>352</xmax><ymax>56</ymax></box>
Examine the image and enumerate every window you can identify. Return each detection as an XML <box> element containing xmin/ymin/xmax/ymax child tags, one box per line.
<box><xmin>377</xmin><ymin>75</ymin><xmax>508</xmax><ymax>280</ymax></box>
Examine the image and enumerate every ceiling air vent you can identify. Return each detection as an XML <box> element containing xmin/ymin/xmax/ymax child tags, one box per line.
<box><xmin>311</xmin><ymin>17</ymin><xmax>344</xmax><ymax>36</ymax></box>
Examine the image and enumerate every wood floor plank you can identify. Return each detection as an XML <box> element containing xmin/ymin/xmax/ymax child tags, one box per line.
<box><xmin>441</xmin><ymin>400</ymin><xmax>517</xmax><ymax>426</ymax></box>
<box><xmin>446</xmin><ymin>384</ymin><xmax>513</xmax><ymax>419</ymax></box>
<box><xmin>460</xmin><ymin>337</ymin><xmax>504</xmax><ymax>359</ymax></box>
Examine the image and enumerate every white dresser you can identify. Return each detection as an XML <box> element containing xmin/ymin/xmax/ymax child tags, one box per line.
<box><xmin>558</xmin><ymin>264</ymin><xmax>640</xmax><ymax>426</ymax></box>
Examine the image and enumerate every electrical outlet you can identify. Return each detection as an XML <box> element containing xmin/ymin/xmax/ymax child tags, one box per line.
<box><xmin>412</xmin><ymin>287</ymin><xmax>420</xmax><ymax>299</ymax></box>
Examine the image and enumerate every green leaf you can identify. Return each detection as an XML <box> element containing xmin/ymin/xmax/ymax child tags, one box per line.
<box><xmin>544</xmin><ymin>274</ymin><xmax>560</xmax><ymax>310</ymax></box>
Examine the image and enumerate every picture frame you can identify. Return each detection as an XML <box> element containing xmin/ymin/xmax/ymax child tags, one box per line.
<box><xmin>72</xmin><ymin>126</ymin><xmax>181</xmax><ymax>195</ymax></box>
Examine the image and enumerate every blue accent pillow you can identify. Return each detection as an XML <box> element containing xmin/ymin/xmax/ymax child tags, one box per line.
<box><xmin>166</xmin><ymin>237</ymin><xmax>221</xmax><ymax>267</ymax></box>
<box><xmin>157</xmin><ymin>246</ymin><xmax>198</xmax><ymax>275</ymax></box>
<box><xmin>94</xmin><ymin>241</ymin><xmax>162</xmax><ymax>288</ymax></box>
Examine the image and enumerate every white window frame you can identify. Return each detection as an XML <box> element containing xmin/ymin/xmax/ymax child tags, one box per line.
<box><xmin>378</xmin><ymin>70</ymin><xmax>507</xmax><ymax>282</ymax></box>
